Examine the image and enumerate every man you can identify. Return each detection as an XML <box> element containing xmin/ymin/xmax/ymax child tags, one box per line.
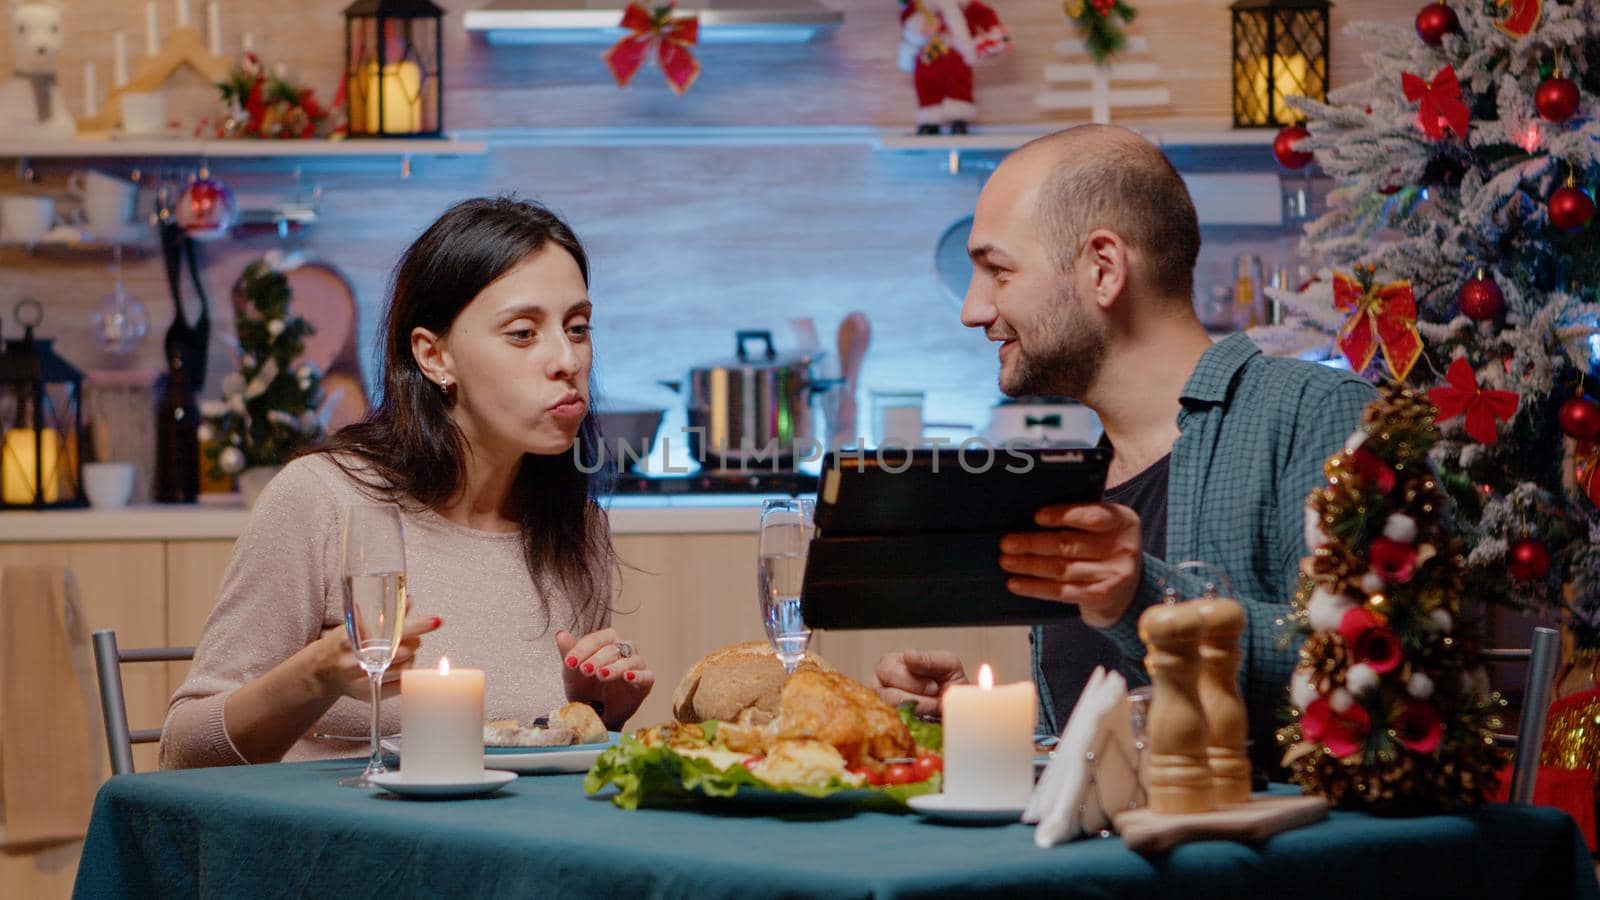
<box><xmin>873</xmin><ymin>125</ymin><xmax>1375</xmax><ymax>774</ymax></box>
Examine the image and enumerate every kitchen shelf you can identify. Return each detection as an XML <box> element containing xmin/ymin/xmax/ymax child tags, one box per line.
<box><xmin>0</xmin><ymin>137</ymin><xmax>487</xmax><ymax>160</ymax></box>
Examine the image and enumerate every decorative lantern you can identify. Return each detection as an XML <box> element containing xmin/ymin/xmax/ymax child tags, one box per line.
<box><xmin>1230</xmin><ymin>0</ymin><xmax>1331</xmax><ymax>128</ymax></box>
<box><xmin>0</xmin><ymin>300</ymin><xmax>85</xmax><ymax>509</ymax></box>
<box><xmin>342</xmin><ymin>0</ymin><xmax>445</xmax><ymax>138</ymax></box>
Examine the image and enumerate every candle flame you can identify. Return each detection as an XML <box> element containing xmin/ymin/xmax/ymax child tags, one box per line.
<box><xmin>439</xmin><ymin>656</ymin><xmax>450</xmax><ymax>675</ymax></box>
<box><xmin>978</xmin><ymin>663</ymin><xmax>993</xmax><ymax>689</ymax></box>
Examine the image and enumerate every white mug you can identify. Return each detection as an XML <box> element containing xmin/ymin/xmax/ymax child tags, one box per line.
<box><xmin>83</xmin><ymin>461</ymin><xmax>137</xmax><ymax>509</ymax></box>
<box><xmin>118</xmin><ymin>92</ymin><xmax>168</xmax><ymax>135</ymax></box>
<box><xmin>0</xmin><ymin>194</ymin><xmax>56</xmax><ymax>243</ymax></box>
<box><xmin>68</xmin><ymin>170</ymin><xmax>139</xmax><ymax>230</ymax></box>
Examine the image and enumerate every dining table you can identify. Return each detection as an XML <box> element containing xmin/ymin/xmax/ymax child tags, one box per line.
<box><xmin>73</xmin><ymin>758</ymin><xmax>1597</xmax><ymax>899</ymax></box>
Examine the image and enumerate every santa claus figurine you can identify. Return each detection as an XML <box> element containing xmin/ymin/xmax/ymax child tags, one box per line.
<box><xmin>899</xmin><ymin>0</ymin><xmax>1012</xmax><ymax>135</ymax></box>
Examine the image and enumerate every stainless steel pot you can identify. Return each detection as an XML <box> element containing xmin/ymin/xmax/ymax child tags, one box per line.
<box><xmin>662</xmin><ymin>330</ymin><xmax>833</xmax><ymax>468</ymax></box>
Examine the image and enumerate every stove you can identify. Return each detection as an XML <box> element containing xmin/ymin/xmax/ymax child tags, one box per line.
<box><xmin>604</xmin><ymin>470</ymin><xmax>819</xmax><ymax>496</ymax></box>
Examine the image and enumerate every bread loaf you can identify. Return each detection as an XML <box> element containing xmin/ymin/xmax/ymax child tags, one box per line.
<box><xmin>672</xmin><ymin>641</ymin><xmax>833</xmax><ymax>724</ymax></box>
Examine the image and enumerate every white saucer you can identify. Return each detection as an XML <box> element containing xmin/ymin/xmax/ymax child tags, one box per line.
<box><xmin>369</xmin><ymin>769</ymin><xmax>516</xmax><ymax>798</ymax></box>
<box><xmin>907</xmin><ymin>793</ymin><xmax>1026</xmax><ymax>824</ymax></box>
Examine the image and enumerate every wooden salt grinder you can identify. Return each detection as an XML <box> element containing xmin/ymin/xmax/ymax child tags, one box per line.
<box><xmin>1138</xmin><ymin>603</ymin><xmax>1214</xmax><ymax>814</ymax></box>
<box><xmin>1192</xmin><ymin>597</ymin><xmax>1251</xmax><ymax>805</ymax></box>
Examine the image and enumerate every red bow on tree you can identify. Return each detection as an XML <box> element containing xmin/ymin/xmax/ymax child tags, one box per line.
<box><xmin>1334</xmin><ymin>269</ymin><xmax>1424</xmax><ymax>381</ymax></box>
<box><xmin>603</xmin><ymin>2</ymin><xmax>701</xmax><ymax>96</ymax></box>
<box><xmin>1429</xmin><ymin>357</ymin><xmax>1520</xmax><ymax>444</ymax></box>
<box><xmin>1402</xmin><ymin>66</ymin><xmax>1471</xmax><ymax>141</ymax></box>
<box><xmin>1092</xmin><ymin>0</ymin><xmax>1116</xmax><ymax>14</ymax></box>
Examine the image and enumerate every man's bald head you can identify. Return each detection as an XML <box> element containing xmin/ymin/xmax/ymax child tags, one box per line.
<box><xmin>1007</xmin><ymin>125</ymin><xmax>1201</xmax><ymax>302</ymax></box>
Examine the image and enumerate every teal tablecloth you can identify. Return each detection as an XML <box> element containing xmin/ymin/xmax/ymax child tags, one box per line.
<box><xmin>74</xmin><ymin>759</ymin><xmax>1597</xmax><ymax>899</ymax></box>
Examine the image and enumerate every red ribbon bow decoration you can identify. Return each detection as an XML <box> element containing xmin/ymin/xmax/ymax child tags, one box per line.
<box><xmin>603</xmin><ymin>2</ymin><xmax>701</xmax><ymax>97</ymax></box>
<box><xmin>1428</xmin><ymin>357</ymin><xmax>1520</xmax><ymax>444</ymax></box>
<box><xmin>1092</xmin><ymin>0</ymin><xmax>1116</xmax><ymax>14</ymax></box>
<box><xmin>1494</xmin><ymin>0</ymin><xmax>1543</xmax><ymax>37</ymax></box>
<box><xmin>1333</xmin><ymin>270</ymin><xmax>1424</xmax><ymax>381</ymax></box>
<box><xmin>1402</xmin><ymin>66</ymin><xmax>1471</xmax><ymax>141</ymax></box>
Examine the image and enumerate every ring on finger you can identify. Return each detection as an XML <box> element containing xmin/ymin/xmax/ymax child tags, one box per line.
<box><xmin>614</xmin><ymin>640</ymin><xmax>634</xmax><ymax>659</ymax></box>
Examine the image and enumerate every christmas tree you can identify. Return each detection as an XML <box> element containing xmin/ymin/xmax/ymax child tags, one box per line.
<box><xmin>200</xmin><ymin>258</ymin><xmax>326</xmax><ymax>478</ymax></box>
<box><xmin>1270</xmin><ymin>0</ymin><xmax>1600</xmax><ymax>647</ymax></box>
<box><xmin>1281</xmin><ymin>384</ymin><xmax>1506</xmax><ymax>811</ymax></box>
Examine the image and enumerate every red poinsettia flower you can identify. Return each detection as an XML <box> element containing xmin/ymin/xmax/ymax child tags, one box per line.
<box><xmin>1394</xmin><ymin>699</ymin><xmax>1443</xmax><ymax>754</ymax></box>
<box><xmin>1367</xmin><ymin>536</ymin><xmax>1419</xmax><ymax>583</ymax></box>
<box><xmin>1301</xmin><ymin>697</ymin><xmax>1372</xmax><ymax>759</ymax></box>
<box><xmin>1340</xmin><ymin>606</ymin><xmax>1403</xmax><ymax>674</ymax></box>
<box><xmin>1347</xmin><ymin>447</ymin><xmax>1397</xmax><ymax>494</ymax></box>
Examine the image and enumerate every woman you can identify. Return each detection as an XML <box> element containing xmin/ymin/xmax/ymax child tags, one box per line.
<box><xmin>161</xmin><ymin>198</ymin><xmax>652</xmax><ymax>768</ymax></box>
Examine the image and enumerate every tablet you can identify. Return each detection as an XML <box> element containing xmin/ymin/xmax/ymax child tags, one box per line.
<box><xmin>800</xmin><ymin>446</ymin><xmax>1112</xmax><ymax>629</ymax></box>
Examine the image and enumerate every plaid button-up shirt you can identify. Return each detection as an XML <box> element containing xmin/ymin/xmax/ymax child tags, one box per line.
<box><xmin>1032</xmin><ymin>333</ymin><xmax>1377</xmax><ymax>772</ymax></box>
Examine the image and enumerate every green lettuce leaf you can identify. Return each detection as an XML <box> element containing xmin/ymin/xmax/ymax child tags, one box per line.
<box><xmin>899</xmin><ymin>702</ymin><xmax>943</xmax><ymax>752</ymax></box>
<box><xmin>584</xmin><ymin>734</ymin><xmax>941</xmax><ymax>810</ymax></box>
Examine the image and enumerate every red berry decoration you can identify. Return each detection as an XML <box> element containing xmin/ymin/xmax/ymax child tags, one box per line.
<box><xmin>1457</xmin><ymin>272</ymin><xmax>1503</xmax><ymax>321</ymax></box>
<box><xmin>1273</xmin><ymin>125</ymin><xmax>1313</xmax><ymax>169</ymax></box>
<box><xmin>1507</xmin><ymin>537</ymin><xmax>1552</xmax><ymax>581</ymax></box>
<box><xmin>1415</xmin><ymin>2</ymin><xmax>1459</xmax><ymax>46</ymax></box>
<box><xmin>1559</xmin><ymin>397</ymin><xmax>1600</xmax><ymax>442</ymax></box>
<box><xmin>1550</xmin><ymin>185</ymin><xmax>1596</xmax><ymax>232</ymax></box>
<box><xmin>1535</xmin><ymin>77</ymin><xmax>1581</xmax><ymax>123</ymax></box>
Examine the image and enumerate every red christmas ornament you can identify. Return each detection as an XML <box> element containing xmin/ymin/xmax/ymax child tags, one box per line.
<box><xmin>1536</xmin><ymin>76</ymin><xmax>1581</xmax><ymax>123</ymax></box>
<box><xmin>1508</xmin><ymin>537</ymin><xmax>1552</xmax><ymax>581</ymax></box>
<box><xmin>1457</xmin><ymin>272</ymin><xmax>1503</xmax><ymax>321</ymax></box>
<box><xmin>1559</xmin><ymin>397</ymin><xmax>1600</xmax><ymax>441</ymax></box>
<box><xmin>1578</xmin><ymin>442</ymin><xmax>1600</xmax><ymax>508</ymax></box>
<box><xmin>1273</xmin><ymin>125</ymin><xmax>1313</xmax><ymax>169</ymax></box>
<box><xmin>1549</xmin><ymin>185</ymin><xmax>1596</xmax><ymax>233</ymax></box>
<box><xmin>1415</xmin><ymin>2</ymin><xmax>1459</xmax><ymax>46</ymax></box>
<box><xmin>174</xmin><ymin>176</ymin><xmax>238</xmax><ymax>241</ymax></box>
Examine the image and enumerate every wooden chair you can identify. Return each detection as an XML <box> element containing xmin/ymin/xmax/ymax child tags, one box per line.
<box><xmin>90</xmin><ymin>629</ymin><xmax>194</xmax><ymax>775</ymax></box>
<box><xmin>1483</xmin><ymin>626</ymin><xmax>1561</xmax><ymax>805</ymax></box>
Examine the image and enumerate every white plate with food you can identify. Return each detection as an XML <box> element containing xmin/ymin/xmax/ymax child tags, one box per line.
<box><xmin>482</xmin><ymin>702</ymin><xmax>619</xmax><ymax>774</ymax></box>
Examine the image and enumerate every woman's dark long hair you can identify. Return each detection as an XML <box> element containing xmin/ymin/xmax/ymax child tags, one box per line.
<box><xmin>313</xmin><ymin>197</ymin><xmax>614</xmax><ymax>631</ymax></box>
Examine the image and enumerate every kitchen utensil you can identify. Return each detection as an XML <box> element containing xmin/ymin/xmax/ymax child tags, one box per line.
<box><xmin>660</xmin><ymin>329</ymin><xmax>835</xmax><ymax>469</ymax></box>
<box><xmin>594</xmin><ymin>407</ymin><xmax>666</xmax><ymax>473</ymax></box>
<box><xmin>830</xmin><ymin>312</ymin><xmax>870</xmax><ymax>449</ymax></box>
<box><xmin>67</xmin><ymin>169</ymin><xmax>139</xmax><ymax>230</ymax></box>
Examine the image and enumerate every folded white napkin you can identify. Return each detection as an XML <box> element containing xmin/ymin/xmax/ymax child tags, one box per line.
<box><xmin>1023</xmin><ymin>666</ymin><xmax>1142</xmax><ymax>848</ymax></box>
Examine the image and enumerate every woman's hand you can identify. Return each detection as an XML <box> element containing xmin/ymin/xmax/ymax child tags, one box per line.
<box><xmin>301</xmin><ymin>616</ymin><xmax>442</xmax><ymax>703</ymax></box>
<box><xmin>556</xmin><ymin>627</ymin><xmax>654</xmax><ymax>730</ymax></box>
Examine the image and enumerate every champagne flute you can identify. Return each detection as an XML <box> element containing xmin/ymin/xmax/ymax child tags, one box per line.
<box><xmin>758</xmin><ymin>498</ymin><xmax>815</xmax><ymax>674</ymax></box>
<box><xmin>338</xmin><ymin>504</ymin><xmax>408</xmax><ymax>787</ymax></box>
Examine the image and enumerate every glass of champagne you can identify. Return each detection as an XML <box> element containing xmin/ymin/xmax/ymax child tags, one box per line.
<box><xmin>338</xmin><ymin>504</ymin><xmax>408</xmax><ymax>788</ymax></box>
<box><xmin>758</xmin><ymin>498</ymin><xmax>815</xmax><ymax>674</ymax></box>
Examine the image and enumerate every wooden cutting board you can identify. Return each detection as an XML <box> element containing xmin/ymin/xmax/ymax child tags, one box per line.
<box><xmin>1112</xmin><ymin>794</ymin><xmax>1330</xmax><ymax>854</ymax></box>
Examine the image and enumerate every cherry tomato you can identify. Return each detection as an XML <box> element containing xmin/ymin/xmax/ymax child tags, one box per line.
<box><xmin>913</xmin><ymin>753</ymin><xmax>942</xmax><ymax>780</ymax></box>
<box><xmin>850</xmin><ymin>765</ymin><xmax>884</xmax><ymax>786</ymax></box>
<box><xmin>884</xmin><ymin>763</ymin><xmax>917</xmax><ymax>785</ymax></box>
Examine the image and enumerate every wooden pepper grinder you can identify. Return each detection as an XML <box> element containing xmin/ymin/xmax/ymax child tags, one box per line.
<box><xmin>1192</xmin><ymin>597</ymin><xmax>1251</xmax><ymax>805</ymax></box>
<box><xmin>1138</xmin><ymin>603</ymin><xmax>1214</xmax><ymax>814</ymax></box>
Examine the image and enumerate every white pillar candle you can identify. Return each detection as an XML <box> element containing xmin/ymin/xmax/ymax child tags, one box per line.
<box><xmin>84</xmin><ymin>62</ymin><xmax>98</xmax><ymax>117</ymax></box>
<box><xmin>176</xmin><ymin>0</ymin><xmax>190</xmax><ymax>29</ymax></box>
<box><xmin>940</xmin><ymin>663</ymin><xmax>1036</xmax><ymax>807</ymax></box>
<box><xmin>400</xmin><ymin>657</ymin><xmax>485</xmax><ymax>782</ymax></box>
<box><xmin>145</xmin><ymin>2</ymin><xmax>160</xmax><ymax>55</ymax></box>
<box><xmin>207</xmin><ymin>2</ymin><xmax>222</xmax><ymax>56</ymax></box>
<box><xmin>113</xmin><ymin>33</ymin><xmax>129</xmax><ymax>87</ymax></box>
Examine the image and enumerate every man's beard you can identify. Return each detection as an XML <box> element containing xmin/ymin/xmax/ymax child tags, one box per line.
<box><xmin>999</xmin><ymin>281</ymin><xmax>1107</xmax><ymax>400</ymax></box>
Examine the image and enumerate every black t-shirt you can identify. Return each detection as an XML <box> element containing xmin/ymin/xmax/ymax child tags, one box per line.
<box><xmin>1036</xmin><ymin>454</ymin><xmax>1171</xmax><ymax>729</ymax></box>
